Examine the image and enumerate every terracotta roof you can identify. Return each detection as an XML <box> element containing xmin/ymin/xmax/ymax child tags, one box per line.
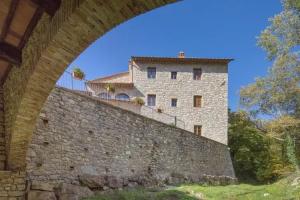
<box><xmin>88</xmin><ymin>71</ymin><xmax>129</xmax><ymax>83</ymax></box>
<box><xmin>131</xmin><ymin>56</ymin><xmax>234</xmax><ymax>64</ymax></box>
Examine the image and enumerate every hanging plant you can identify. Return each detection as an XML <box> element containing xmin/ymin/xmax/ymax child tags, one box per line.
<box><xmin>105</xmin><ymin>83</ymin><xmax>115</xmax><ymax>93</ymax></box>
<box><xmin>72</xmin><ymin>68</ymin><xmax>85</xmax><ymax>80</ymax></box>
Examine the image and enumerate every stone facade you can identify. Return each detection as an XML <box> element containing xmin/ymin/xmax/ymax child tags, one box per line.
<box><xmin>133</xmin><ymin>59</ymin><xmax>229</xmax><ymax>144</ymax></box>
<box><xmin>94</xmin><ymin>99</ymin><xmax>186</xmax><ymax>129</ymax></box>
<box><xmin>0</xmin><ymin>88</ymin><xmax>5</xmax><ymax>170</ymax></box>
<box><xmin>0</xmin><ymin>171</ymin><xmax>26</xmax><ymax>199</ymax></box>
<box><xmin>26</xmin><ymin>87</ymin><xmax>235</xmax><ymax>191</ymax></box>
<box><xmin>87</xmin><ymin>56</ymin><xmax>231</xmax><ymax>144</ymax></box>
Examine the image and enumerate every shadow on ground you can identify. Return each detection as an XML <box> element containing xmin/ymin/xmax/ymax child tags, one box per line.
<box><xmin>84</xmin><ymin>188</ymin><xmax>198</xmax><ymax>200</ymax></box>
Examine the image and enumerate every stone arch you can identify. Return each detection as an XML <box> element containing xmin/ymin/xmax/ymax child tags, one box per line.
<box><xmin>98</xmin><ymin>92</ymin><xmax>112</xmax><ymax>100</ymax></box>
<box><xmin>115</xmin><ymin>93</ymin><xmax>130</xmax><ymax>101</ymax></box>
<box><xmin>3</xmin><ymin>0</ymin><xmax>179</xmax><ymax>170</ymax></box>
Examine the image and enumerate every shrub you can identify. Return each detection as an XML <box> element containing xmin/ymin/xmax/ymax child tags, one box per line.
<box><xmin>228</xmin><ymin>110</ymin><xmax>294</xmax><ymax>183</ymax></box>
<box><xmin>105</xmin><ymin>83</ymin><xmax>115</xmax><ymax>93</ymax></box>
<box><xmin>132</xmin><ymin>97</ymin><xmax>145</xmax><ymax>106</ymax></box>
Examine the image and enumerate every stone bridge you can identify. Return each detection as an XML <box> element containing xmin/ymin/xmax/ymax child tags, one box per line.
<box><xmin>1</xmin><ymin>0</ymin><xmax>179</xmax><ymax>171</ymax></box>
<box><xmin>0</xmin><ymin>1</ymin><xmax>179</xmax><ymax>198</ymax></box>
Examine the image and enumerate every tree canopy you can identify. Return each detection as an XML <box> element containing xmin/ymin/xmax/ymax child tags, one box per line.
<box><xmin>240</xmin><ymin>0</ymin><xmax>300</xmax><ymax>118</ymax></box>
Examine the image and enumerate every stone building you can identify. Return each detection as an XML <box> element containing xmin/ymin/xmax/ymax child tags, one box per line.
<box><xmin>87</xmin><ymin>52</ymin><xmax>233</xmax><ymax>144</ymax></box>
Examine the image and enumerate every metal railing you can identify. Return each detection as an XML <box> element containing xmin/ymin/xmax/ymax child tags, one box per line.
<box><xmin>140</xmin><ymin>105</ymin><xmax>185</xmax><ymax>129</ymax></box>
<box><xmin>56</xmin><ymin>70</ymin><xmax>185</xmax><ymax>129</ymax></box>
<box><xmin>56</xmin><ymin>70</ymin><xmax>88</xmax><ymax>92</ymax></box>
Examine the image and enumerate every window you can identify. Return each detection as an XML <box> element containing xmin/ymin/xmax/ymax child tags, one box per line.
<box><xmin>171</xmin><ymin>98</ymin><xmax>177</xmax><ymax>107</ymax></box>
<box><xmin>171</xmin><ymin>71</ymin><xmax>177</xmax><ymax>79</ymax></box>
<box><xmin>194</xmin><ymin>96</ymin><xmax>202</xmax><ymax>107</ymax></box>
<box><xmin>193</xmin><ymin>68</ymin><xmax>202</xmax><ymax>80</ymax></box>
<box><xmin>194</xmin><ymin>125</ymin><xmax>202</xmax><ymax>136</ymax></box>
<box><xmin>115</xmin><ymin>93</ymin><xmax>130</xmax><ymax>101</ymax></box>
<box><xmin>99</xmin><ymin>92</ymin><xmax>111</xmax><ymax>99</ymax></box>
<box><xmin>147</xmin><ymin>67</ymin><xmax>156</xmax><ymax>79</ymax></box>
<box><xmin>147</xmin><ymin>94</ymin><xmax>156</xmax><ymax>106</ymax></box>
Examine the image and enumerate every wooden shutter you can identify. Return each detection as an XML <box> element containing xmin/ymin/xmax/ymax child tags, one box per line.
<box><xmin>194</xmin><ymin>125</ymin><xmax>202</xmax><ymax>135</ymax></box>
<box><xmin>194</xmin><ymin>96</ymin><xmax>202</xmax><ymax>107</ymax></box>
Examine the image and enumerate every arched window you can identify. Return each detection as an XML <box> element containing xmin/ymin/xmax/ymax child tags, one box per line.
<box><xmin>115</xmin><ymin>93</ymin><xmax>130</xmax><ymax>101</ymax></box>
<box><xmin>98</xmin><ymin>92</ymin><xmax>111</xmax><ymax>99</ymax></box>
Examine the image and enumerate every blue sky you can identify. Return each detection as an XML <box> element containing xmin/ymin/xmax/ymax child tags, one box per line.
<box><xmin>67</xmin><ymin>0</ymin><xmax>282</xmax><ymax>111</ymax></box>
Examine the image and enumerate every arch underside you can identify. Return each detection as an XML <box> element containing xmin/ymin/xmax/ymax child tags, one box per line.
<box><xmin>3</xmin><ymin>0</ymin><xmax>179</xmax><ymax>170</ymax></box>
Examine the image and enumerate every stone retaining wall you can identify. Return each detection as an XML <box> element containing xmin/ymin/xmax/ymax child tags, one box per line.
<box><xmin>0</xmin><ymin>171</ymin><xmax>26</xmax><ymax>199</ymax></box>
<box><xmin>0</xmin><ymin>88</ymin><xmax>5</xmax><ymax>170</ymax></box>
<box><xmin>26</xmin><ymin>87</ymin><xmax>235</xmax><ymax>192</ymax></box>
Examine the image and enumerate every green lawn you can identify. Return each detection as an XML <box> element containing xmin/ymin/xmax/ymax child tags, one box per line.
<box><xmin>84</xmin><ymin>176</ymin><xmax>300</xmax><ymax>200</ymax></box>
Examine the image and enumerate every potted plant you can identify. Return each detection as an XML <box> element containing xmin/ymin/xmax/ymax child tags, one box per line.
<box><xmin>132</xmin><ymin>97</ymin><xmax>145</xmax><ymax>106</ymax></box>
<box><xmin>105</xmin><ymin>83</ymin><xmax>115</xmax><ymax>99</ymax></box>
<box><xmin>105</xmin><ymin>83</ymin><xmax>115</xmax><ymax>93</ymax></box>
<box><xmin>72</xmin><ymin>67</ymin><xmax>85</xmax><ymax>80</ymax></box>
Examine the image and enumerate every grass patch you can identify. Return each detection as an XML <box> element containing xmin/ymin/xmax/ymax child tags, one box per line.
<box><xmin>178</xmin><ymin>182</ymin><xmax>300</xmax><ymax>200</ymax></box>
<box><xmin>85</xmin><ymin>188</ymin><xmax>197</xmax><ymax>200</ymax></box>
<box><xmin>84</xmin><ymin>175</ymin><xmax>300</xmax><ymax>200</ymax></box>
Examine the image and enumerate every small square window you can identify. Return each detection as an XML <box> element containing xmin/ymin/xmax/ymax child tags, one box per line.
<box><xmin>171</xmin><ymin>72</ymin><xmax>177</xmax><ymax>79</ymax></box>
<box><xmin>147</xmin><ymin>94</ymin><xmax>156</xmax><ymax>106</ymax></box>
<box><xmin>194</xmin><ymin>96</ymin><xmax>202</xmax><ymax>107</ymax></box>
<box><xmin>171</xmin><ymin>98</ymin><xmax>177</xmax><ymax>107</ymax></box>
<box><xmin>193</xmin><ymin>68</ymin><xmax>202</xmax><ymax>80</ymax></box>
<box><xmin>147</xmin><ymin>67</ymin><xmax>156</xmax><ymax>79</ymax></box>
<box><xmin>194</xmin><ymin>125</ymin><xmax>202</xmax><ymax>136</ymax></box>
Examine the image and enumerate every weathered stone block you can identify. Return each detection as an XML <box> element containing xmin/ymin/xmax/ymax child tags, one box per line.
<box><xmin>13</xmin><ymin>178</ymin><xmax>25</xmax><ymax>184</ymax></box>
<box><xmin>78</xmin><ymin>174</ymin><xmax>107</xmax><ymax>189</ymax></box>
<box><xmin>31</xmin><ymin>182</ymin><xmax>55</xmax><ymax>191</ymax></box>
<box><xmin>7</xmin><ymin>191</ymin><xmax>24</xmax><ymax>197</ymax></box>
<box><xmin>0</xmin><ymin>191</ymin><xmax>8</xmax><ymax>197</ymax></box>
<box><xmin>107</xmin><ymin>176</ymin><xmax>123</xmax><ymax>189</ymax></box>
<box><xmin>54</xmin><ymin>183</ymin><xmax>93</xmax><ymax>200</ymax></box>
<box><xmin>27</xmin><ymin>191</ymin><xmax>56</xmax><ymax>200</ymax></box>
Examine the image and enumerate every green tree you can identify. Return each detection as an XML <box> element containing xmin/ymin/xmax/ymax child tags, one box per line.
<box><xmin>265</xmin><ymin>116</ymin><xmax>300</xmax><ymax>170</ymax></box>
<box><xmin>240</xmin><ymin>0</ymin><xmax>300</xmax><ymax>118</ymax></box>
<box><xmin>285</xmin><ymin>0</ymin><xmax>300</xmax><ymax>10</ymax></box>
<box><xmin>228</xmin><ymin>111</ymin><xmax>274</xmax><ymax>182</ymax></box>
<box><xmin>228</xmin><ymin>111</ymin><xmax>297</xmax><ymax>182</ymax></box>
<box><xmin>239</xmin><ymin>1</ymin><xmax>300</xmax><ymax>178</ymax></box>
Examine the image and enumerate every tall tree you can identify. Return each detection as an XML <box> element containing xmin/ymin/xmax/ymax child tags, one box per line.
<box><xmin>265</xmin><ymin>115</ymin><xmax>300</xmax><ymax>170</ymax></box>
<box><xmin>228</xmin><ymin>110</ymin><xmax>286</xmax><ymax>182</ymax></box>
<box><xmin>240</xmin><ymin>0</ymin><xmax>300</xmax><ymax>118</ymax></box>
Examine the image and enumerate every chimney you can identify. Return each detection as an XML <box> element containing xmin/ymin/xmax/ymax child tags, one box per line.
<box><xmin>178</xmin><ymin>51</ymin><xmax>185</xmax><ymax>58</ymax></box>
